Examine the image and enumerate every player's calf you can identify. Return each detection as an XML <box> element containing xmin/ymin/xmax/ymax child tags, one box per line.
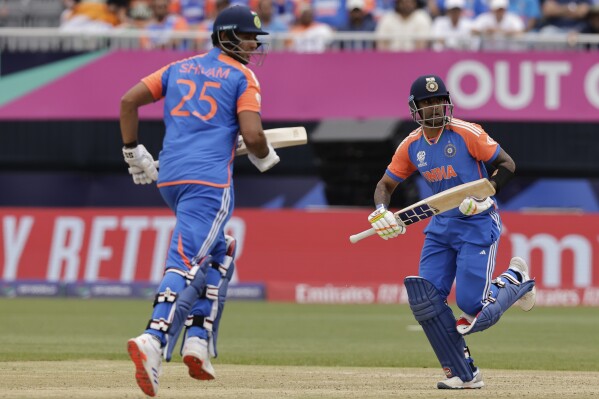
<box><xmin>163</xmin><ymin>256</ymin><xmax>212</xmax><ymax>361</ymax></box>
<box><xmin>142</xmin><ymin>267</ymin><xmax>192</xmax><ymax>352</ymax></box>
<box><xmin>183</xmin><ymin>235</ymin><xmax>237</xmax><ymax>358</ymax></box>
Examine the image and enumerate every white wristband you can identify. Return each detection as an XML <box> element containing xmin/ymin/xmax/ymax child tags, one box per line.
<box><xmin>248</xmin><ymin>143</ymin><xmax>280</xmax><ymax>172</ymax></box>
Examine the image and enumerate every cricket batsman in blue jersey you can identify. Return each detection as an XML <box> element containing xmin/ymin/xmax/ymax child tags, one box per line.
<box><xmin>367</xmin><ymin>74</ymin><xmax>536</xmax><ymax>389</ymax></box>
<box><xmin>119</xmin><ymin>5</ymin><xmax>279</xmax><ymax>397</ymax></box>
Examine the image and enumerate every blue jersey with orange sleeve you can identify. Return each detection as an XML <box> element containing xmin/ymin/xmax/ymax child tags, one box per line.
<box><xmin>141</xmin><ymin>48</ymin><xmax>262</xmax><ymax>188</ymax></box>
<box><xmin>386</xmin><ymin>118</ymin><xmax>500</xmax><ymax>218</ymax></box>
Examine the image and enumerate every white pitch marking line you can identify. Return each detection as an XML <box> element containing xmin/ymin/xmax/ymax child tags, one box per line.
<box><xmin>406</xmin><ymin>324</ymin><xmax>423</xmax><ymax>332</ymax></box>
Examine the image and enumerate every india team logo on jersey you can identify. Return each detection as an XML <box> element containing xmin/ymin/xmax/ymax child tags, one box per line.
<box><xmin>444</xmin><ymin>143</ymin><xmax>456</xmax><ymax>158</ymax></box>
<box><xmin>417</xmin><ymin>150</ymin><xmax>427</xmax><ymax>167</ymax></box>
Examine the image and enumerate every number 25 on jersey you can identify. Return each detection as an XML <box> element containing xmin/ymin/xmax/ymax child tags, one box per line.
<box><xmin>170</xmin><ymin>79</ymin><xmax>221</xmax><ymax>121</ymax></box>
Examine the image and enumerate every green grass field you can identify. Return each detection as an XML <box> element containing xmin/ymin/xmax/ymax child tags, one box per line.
<box><xmin>1</xmin><ymin>299</ymin><xmax>598</xmax><ymax>372</ymax></box>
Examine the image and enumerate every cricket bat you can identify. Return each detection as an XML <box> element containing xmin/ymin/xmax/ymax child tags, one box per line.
<box><xmin>152</xmin><ymin>126</ymin><xmax>307</xmax><ymax>169</ymax></box>
<box><xmin>235</xmin><ymin>126</ymin><xmax>308</xmax><ymax>156</ymax></box>
<box><xmin>349</xmin><ymin>178</ymin><xmax>496</xmax><ymax>244</ymax></box>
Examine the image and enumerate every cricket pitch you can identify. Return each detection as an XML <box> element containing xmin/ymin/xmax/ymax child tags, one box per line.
<box><xmin>1</xmin><ymin>361</ymin><xmax>598</xmax><ymax>398</ymax></box>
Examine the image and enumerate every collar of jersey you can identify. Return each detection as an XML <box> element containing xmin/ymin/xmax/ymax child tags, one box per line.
<box><xmin>211</xmin><ymin>47</ymin><xmax>244</xmax><ymax>67</ymax></box>
<box><xmin>422</xmin><ymin>128</ymin><xmax>444</xmax><ymax>145</ymax></box>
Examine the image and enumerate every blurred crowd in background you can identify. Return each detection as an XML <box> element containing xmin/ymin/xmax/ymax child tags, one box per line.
<box><xmin>1</xmin><ymin>0</ymin><xmax>598</xmax><ymax>51</ymax></box>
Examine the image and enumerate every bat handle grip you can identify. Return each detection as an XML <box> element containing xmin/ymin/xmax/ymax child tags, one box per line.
<box><xmin>349</xmin><ymin>228</ymin><xmax>376</xmax><ymax>244</ymax></box>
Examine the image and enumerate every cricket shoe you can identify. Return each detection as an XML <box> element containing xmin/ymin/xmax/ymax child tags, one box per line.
<box><xmin>437</xmin><ymin>367</ymin><xmax>484</xmax><ymax>389</ymax></box>
<box><xmin>509</xmin><ymin>257</ymin><xmax>536</xmax><ymax>311</ymax></box>
<box><xmin>127</xmin><ymin>333</ymin><xmax>163</xmax><ymax>397</ymax></box>
<box><xmin>182</xmin><ymin>337</ymin><xmax>216</xmax><ymax>380</ymax></box>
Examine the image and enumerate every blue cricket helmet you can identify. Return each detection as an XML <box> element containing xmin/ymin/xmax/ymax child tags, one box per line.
<box><xmin>212</xmin><ymin>5</ymin><xmax>269</xmax><ymax>37</ymax></box>
<box><xmin>408</xmin><ymin>75</ymin><xmax>453</xmax><ymax>128</ymax></box>
<box><xmin>409</xmin><ymin>74</ymin><xmax>450</xmax><ymax>104</ymax></box>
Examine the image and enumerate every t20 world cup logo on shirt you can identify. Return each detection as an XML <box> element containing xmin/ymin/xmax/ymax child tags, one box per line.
<box><xmin>417</xmin><ymin>150</ymin><xmax>427</xmax><ymax>167</ymax></box>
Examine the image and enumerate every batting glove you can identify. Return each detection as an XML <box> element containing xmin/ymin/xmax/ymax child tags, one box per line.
<box><xmin>368</xmin><ymin>206</ymin><xmax>406</xmax><ymax>240</ymax></box>
<box><xmin>122</xmin><ymin>144</ymin><xmax>158</xmax><ymax>185</ymax></box>
<box><xmin>459</xmin><ymin>196</ymin><xmax>494</xmax><ymax>216</ymax></box>
<box><xmin>248</xmin><ymin>142</ymin><xmax>280</xmax><ymax>172</ymax></box>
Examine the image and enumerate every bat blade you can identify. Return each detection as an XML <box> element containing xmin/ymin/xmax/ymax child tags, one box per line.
<box><xmin>349</xmin><ymin>178</ymin><xmax>496</xmax><ymax>244</ymax></box>
<box><xmin>154</xmin><ymin>126</ymin><xmax>307</xmax><ymax>169</ymax></box>
<box><xmin>236</xmin><ymin>126</ymin><xmax>308</xmax><ymax>156</ymax></box>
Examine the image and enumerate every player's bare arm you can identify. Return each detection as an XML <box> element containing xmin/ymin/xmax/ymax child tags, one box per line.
<box><xmin>373</xmin><ymin>174</ymin><xmax>400</xmax><ymax>209</ymax></box>
<box><xmin>492</xmin><ymin>148</ymin><xmax>515</xmax><ymax>173</ymax></box>
<box><xmin>120</xmin><ymin>82</ymin><xmax>155</xmax><ymax>146</ymax></box>
<box><xmin>238</xmin><ymin>110</ymin><xmax>269</xmax><ymax>158</ymax></box>
<box><xmin>119</xmin><ymin>82</ymin><xmax>158</xmax><ymax>185</ymax></box>
<box><xmin>239</xmin><ymin>110</ymin><xmax>280</xmax><ymax>172</ymax></box>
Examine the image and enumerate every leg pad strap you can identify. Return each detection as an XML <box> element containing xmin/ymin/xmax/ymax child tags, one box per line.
<box><xmin>185</xmin><ymin>315</ymin><xmax>213</xmax><ymax>332</ymax></box>
<box><xmin>153</xmin><ymin>288</ymin><xmax>178</xmax><ymax>307</ymax></box>
<box><xmin>146</xmin><ymin>318</ymin><xmax>170</xmax><ymax>332</ymax></box>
